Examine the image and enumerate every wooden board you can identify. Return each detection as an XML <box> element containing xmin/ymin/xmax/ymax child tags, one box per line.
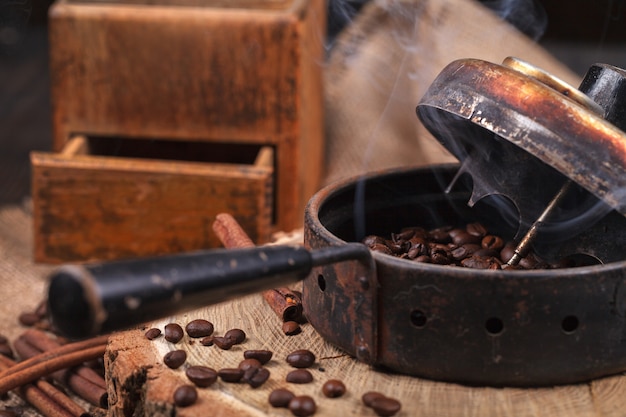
<box><xmin>105</xmin><ymin>285</ymin><xmax>626</xmax><ymax>417</ymax></box>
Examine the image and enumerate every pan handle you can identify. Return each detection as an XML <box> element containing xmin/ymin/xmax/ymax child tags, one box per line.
<box><xmin>47</xmin><ymin>243</ymin><xmax>370</xmax><ymax>339</ymax></box>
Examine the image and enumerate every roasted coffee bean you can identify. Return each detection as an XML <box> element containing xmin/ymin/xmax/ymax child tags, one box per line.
<box><xmin>466</xmin><ymin>222</ymin><xmax>488</xmax><ymax>237</ymax></box>
<box><xmin>286</xmin><ymin>369</ymin><xmax>313</xmax><ymax>384</ymax></box>
<box><xmin>218</xmin><ymin>367</ymin><xmax>244</xmax><ymax>383</ymax></box>
<box><xmin>482</xmin><ymin>234</ymin><xmax>504</xmax><ymax>251</ymax></box>
<box><xmin>450</xmin><ymin>243</ymin><xmax>481</xmax><ymax>261</ymax></box>
<box><xmin>500</xmin><ymin>242</ymin><xmax>516</xmax><ymax>263</ymax></box>
<box><xmin>0</xmin><ymin>343</ymin><xmax>14</xmax><ymax>359</ymax></box>
<box><xmin>473</xmin><ymin>248</ymin><xmax>500</xmax><ymax>258</ymax></box>
<box><xmin>322</xmin><ymin>379</ymin><xmax>346</xmax><ymax>398</ymax></box>
<box><xmin>238</xmin><ymin>358</ymin><xmax>262</xmax><ymax>371</ymax></box>
<box><xmin>173</xmin><ymin>385</ymin><xmax>197</xmax><ymax>407</ymax></box>
<box><xmin>449</xmin><ymin>229</ymin><xmax>480</xmax><ymax>246</ymax></box>
<box><xmin>461</xmin><ymin>256</ymin><xmax>500</xmax><ymax>270</ymax></box>
<box><xmin>244</xmin><ymin>349</ymin><xmax>273</xmax><ymax>364</ymax></box>
<box><xmin>18</xmin><ymin>312</ymin><xmax>39</xmax><ymax>327</ymax></box>
<box><xmin>413</xmin><ymin>255</ymin><xmax>431</xmax><ymax>263</ymax></box>
<box><xmin>430</xmin><ymin>248</ymin><xmax>452</xmax><ymax>265</ymax></box>
<box><xmin>369</xmin><ymin>243</ymin><xmax>393</xmax><ymax>255</ymax></box>
<box><xmin>145</xmin><ymin>328</ymin><xmax>162</xmax><ymax>340</ymax></box>
<box><xmin>428</xmin><ymin>226</ymin><xmax>452</xmax><ymax>243</ymax></box>
<box><xmin>269</xmin><ymin>388</ymin><xmax>295</xmax><ymax>408</ymax></box>
<box><xmin>164</xmin><ymin>323</ymin><xmax>184</xmax><ymax>343</ymax></box>
<box><xmin>213</xmin><ymin>336</ymin><xmax>235</xmax><ymax>350</ymax></box>
<box><xmin>0</xmin><ymin>410</ymin><xmax>19</xmax><ymax>417</ymax></box>
<box><xmin>286</xmin><ymin>349</ymin><xmax>315</xmax><ymax>368</ymax></box>
<box><xmin>163</xmin><ymin>350</ymin><xmax>187</xmax><ymax>369</ymax></box>
<box><xmin>186</xmin><ymin>365</ymin><xmax>218</xmax><ymax>388</ymax></box>
<box><xmin>185</xmin><ymin>319</ymin><xmax>214</xmax><ymax>338</ymax></box>
<box><xmin>362</xmin><ymin>235</ymin><xmax>388</xmax><ymax>247</ymax></box>
<box><xmin>243</xmin><ymin>366</ymin><xmax>270</xmax><ymax>388</ymax></box>
<box><xmin>362</xmin><ymin>391</ymin><xmax>386</xmax><ymax>407</ymax></box>
<box><xmin>371</xmin><ymin>396</ymin><xmax>402</xmax><ymax>416</ymax></box>
<box><xmin>224</xmin><ymin>328</ymin><xmax>246</xmax><ymax>344</ymax></box>
<box><xmin>282</xmin><ymin>321</ymin><xmax>302</xmax><ymax>336</ymax></box>
<box><xmin>200</xmin><ymin>336</ymin><xmax>214</xmax><ymax>346</ymax></box>
<box><xmin>288</xmin><ymin>395</ymin><xmax>317</xmax><ymax>417</ymax></box>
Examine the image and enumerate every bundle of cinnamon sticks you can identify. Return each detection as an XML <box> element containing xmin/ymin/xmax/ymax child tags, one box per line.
<box><xmin>0</xmin><ymin>328</ymin><xmax>108</xmax><ymax>417</ymax></box>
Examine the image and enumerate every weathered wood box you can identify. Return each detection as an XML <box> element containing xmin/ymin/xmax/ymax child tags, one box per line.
<box><xmin>32</xmin><ymin>0</ymin><xmax>325</xmax><ymax>263</ymax></box>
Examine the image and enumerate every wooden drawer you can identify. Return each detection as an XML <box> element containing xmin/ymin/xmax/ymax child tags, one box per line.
<box><xmin>31</xmin><ymin>136</ymin><xmax>274</xmax><ymax>263</ymax></box>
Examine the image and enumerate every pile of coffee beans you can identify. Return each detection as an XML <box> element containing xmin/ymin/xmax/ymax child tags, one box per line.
<box><xmin>363</xmin><ymin>222</ymin><xmax>558</xmax><ymax>270</ymax></box>
<box><xmin>146</xmin><ymin>319</ymin><xmax>402</xmax><ymax>416</ymax></box>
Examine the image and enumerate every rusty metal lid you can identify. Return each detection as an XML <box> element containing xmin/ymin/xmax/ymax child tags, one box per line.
<box><xmin>416</xmin><ymin>57</ymin><xmax>626</xmax><ymax>225</ymax></box>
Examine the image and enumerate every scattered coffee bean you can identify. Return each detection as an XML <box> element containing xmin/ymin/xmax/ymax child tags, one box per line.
<box><xmin>242</xmin><ymin>366</ymin><xmax>270</xmax><ymax>388</ymax></box>
<box><xmin>200</xmin><ymin>336</ymin><xmax>214</xmax><ymax>346</ymax></box>
<box><xmin>0</xmin><ymin>343</ymin><xmax>14</xmax><ymax>359</ymax></box>
<box><xmin>269</xmin><ymin>388</ymin><xmax>295</xmax><ymax>408</ymax></box>
<box><xmin>224</xmin><ymin>328</ymin><xmax>246</xmax><ymax>344</ymax></box>
<box><xmin>164</xmin><ymin>323</ymin><xmax>184</xmax><ymax>343</ymax></box>
<box><xmin>282</xmin><ymin>321</ymin><xmax>302</xmax><ymax>336</ymax></box>
<box><xmin>163</xmin><ymin>350</ymin><xmax>187</xmax><ymax>369</ymax></box>
<box><xmin>185</xmin><ymin>365</ymin><xmax>218</xmax><ymax>388</ymax></box>
<box><xmin>185</xmin><ymin>319</ymin><xmax>214</xmax><ymax>338</ymax></box>
<box><xmin>371</xmin><ymin>396</ymin><xmax>402</xmax><ymax>417</ymax></box>
<box><xmin>286</xmin><ymin>349</ymin><xmax>316</xmax><ymax>368</ymax></box>
<box><xmin>286</xmin><ymin>369</ymin><xmax>313</xmax><ymax>384</ymax></box>
<box><xmin>173</xmin><ymin>385</ymin><xmax>197</xmax><ymax>407</ymax></box>
<box><xmin>322</xmin><ymin>379</ymin><xmax>346</xmax><ymax>398</ymax></box>
<box><xmin>244</xmin><ymin>349</ymin><xmax>273</xmax><ymax>364</ymax></box>
<box><xmin>218</xmin><ymin>367</ymin><xmax>244</xmax><ymax>383</ymax></box>
<box><xmin>362</xmin><ymin>391</ymin><xmax>386</xmax><ymax>407</ymax></box>
<box><xmin>212</xmin><ymin>336</ymin><xmax>235</xmax><ymax>350</ymax></box>
<box><xmin>145</xmin><ymin>328</ymin><xmax>161</xmax><ymax>340</ymax></box>
<box><xmin>18</xmin><ymin>312</ymin><xmax>39</xmax><ymax>327</ymax></box>
<box><xmin>288</xmin><ymin>395</ymin><xmax>317</xmax><ymax>417</ymax></box>
<box><xmin>238</xmin><ymin>358</ymin><xmax>262</xmax><ymax>371</ymax></box>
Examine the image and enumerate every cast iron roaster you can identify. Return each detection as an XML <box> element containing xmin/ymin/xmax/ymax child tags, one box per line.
<box><xmin>48</xmin><ymin>58</ymin><xmax>626</xmax><ymax>387</ymax></box>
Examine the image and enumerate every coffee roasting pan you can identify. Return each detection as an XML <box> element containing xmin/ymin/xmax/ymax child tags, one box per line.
<box><xmin>47</xmin><ymin>58</ymin><xmax>626</xmax><ymax>387</ymax></box>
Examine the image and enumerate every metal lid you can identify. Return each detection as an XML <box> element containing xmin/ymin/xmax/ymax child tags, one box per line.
<box><xmin>416</xmin><ymin>57</ymin><xmax>626</xmax><ymax>222</ymax></box>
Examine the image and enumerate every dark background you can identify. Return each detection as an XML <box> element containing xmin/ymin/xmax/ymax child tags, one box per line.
<box><xmin>1</xmin><ymin>0</ymin><xmax>625</xmax><ymax>206</ymax></box>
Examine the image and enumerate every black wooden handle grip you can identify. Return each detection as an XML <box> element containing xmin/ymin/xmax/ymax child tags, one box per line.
<box><xmin>47</xmin><ymin>245</ymin><xmax>313</xmax><ymax>339</ymax></box>
<box><xmin>47</xmin><ymin>243</ymin><xmax>371</xmax><ymax>339</ymax></box>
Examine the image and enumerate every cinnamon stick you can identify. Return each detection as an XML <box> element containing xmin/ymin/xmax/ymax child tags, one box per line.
<box><xmin>212</xmin><ymin>213</ymin><xmax>304</xmax><ymax>322</ymax></box>
<box><xmin>0</xmin><ymin>335</ymin><xmax>108</xmax><ymax>395</ymax></box>
<box><xmin>17</xmin><ymin>329</ymin><xmax>108</xmax><ymax>406</ymax></box>
<box><xmin>0</xmin><ymin>354</ymin><xmax>88</xmax><ymax>417</ymax></box>
<box><xmin>212</xmin><ymin>213</ymin><xmax>255</xmax><ymax>248</ymax></box>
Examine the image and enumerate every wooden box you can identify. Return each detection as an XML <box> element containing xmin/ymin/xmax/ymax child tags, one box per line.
<box><xmin>33</xmin><ymin>0</ymin><xmax>325</xmax><ymax>263</ymax></box>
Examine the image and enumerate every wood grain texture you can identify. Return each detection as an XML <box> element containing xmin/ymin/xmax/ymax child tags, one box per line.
<box><xmin>31</xmin><ymin>149</ymin><xmax>273</xmax><ymax>263</ymax></box>
<box><xmin>106</xmin><ymin>285</ymin><xmax>626</xmax><ymax>417</ymax></box>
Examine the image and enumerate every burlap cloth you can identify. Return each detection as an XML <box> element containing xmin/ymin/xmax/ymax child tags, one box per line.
<box><xmin>0</xmin><ymin>0</ymin><xmax>579</xmax><ymax>414</ymax></box>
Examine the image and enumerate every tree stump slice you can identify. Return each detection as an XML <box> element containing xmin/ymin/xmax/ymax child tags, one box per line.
<box><xmin>105</xmin><ymin>288</ymin><xmax>626</xmax><ymax>417</ymax></box>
